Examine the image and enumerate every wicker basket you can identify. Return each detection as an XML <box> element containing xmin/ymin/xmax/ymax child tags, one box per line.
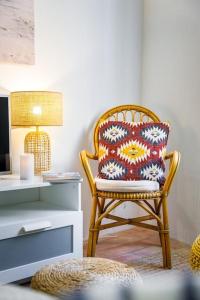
<box><xmin>190</xmin><ymin>235</ymin><xmax>200</xmax><ymax>272</ymax></box>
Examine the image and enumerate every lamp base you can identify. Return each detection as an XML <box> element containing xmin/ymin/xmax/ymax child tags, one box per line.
<box><xmin>24</xmin><ymin>129</ymin><xmax>51</xmax><ymax>175</ymax></box>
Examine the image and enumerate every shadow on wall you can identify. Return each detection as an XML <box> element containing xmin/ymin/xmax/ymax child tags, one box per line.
<box><xmin>169</xmin><ymin>124</ymin><xmax>200</xmax><ymax>244</ymax></box>
<box><xmin>143</xmin><ymin>102</ymin><xmax>200</xmax><ymax>244</ymax></box>
<box><xmin>67</xmin><ymin>114</ymin><xmax>99</xmax><ymax>240</ymax></box>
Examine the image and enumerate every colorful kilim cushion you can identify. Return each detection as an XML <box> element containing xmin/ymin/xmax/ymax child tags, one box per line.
<box><xmin>98</xmin><ymin>121</ymin><xmax>170</xmax><ymax>185</ymax></box>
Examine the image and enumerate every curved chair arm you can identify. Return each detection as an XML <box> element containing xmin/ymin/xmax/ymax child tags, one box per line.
<box><xmin>162</xmin><ymin>151</ymin><xmax>181</xmax><ymax>195</ymax></box>
<box><xmin>80</xmin><ymin>150</ymin><xmax>98</xmax><ymax>196</ymax></box>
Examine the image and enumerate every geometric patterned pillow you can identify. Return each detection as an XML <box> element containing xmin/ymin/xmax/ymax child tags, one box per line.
<box><xmin>98</xmin><ymin>121</ymin><xmax>170</xmax><ymax>185</ymax></box>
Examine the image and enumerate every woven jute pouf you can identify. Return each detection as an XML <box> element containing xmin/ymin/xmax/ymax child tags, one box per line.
<box><xmin>190</xmin><ymin>235</ymin><xmax>200</xmax><ymax>272</ymax></box>
<box><xmin>31</xmin><ymin>257</ymin><xmax>142</xmax><ymax>296</ymax></box>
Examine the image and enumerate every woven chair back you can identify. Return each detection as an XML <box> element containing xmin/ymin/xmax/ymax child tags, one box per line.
<box><xmin>93</xmin><ymin>104</ymin><xmax>160</xmax><ymax>155</ymax></box>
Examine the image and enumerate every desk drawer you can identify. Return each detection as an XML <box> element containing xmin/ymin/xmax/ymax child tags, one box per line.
<box><xmin>0</xmin><ymin>226</ymin><xmax>73</xmax><ymax>271</ymax></box>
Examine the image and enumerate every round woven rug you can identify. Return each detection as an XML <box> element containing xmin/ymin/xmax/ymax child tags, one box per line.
<box><xmin>131</xmin><ymin>248</ymin><xmax>191</xmax><ymax>279</ymax></box>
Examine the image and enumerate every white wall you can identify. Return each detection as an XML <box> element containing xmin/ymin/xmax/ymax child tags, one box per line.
<box><xmin>142</xmin><ymin>0</ymin><xmax>200</xmax><ymax>244</ymax></box>
<box><xmin>0</xmin><ymin>0</ymin><xmax>143</xmax><ymax>239</ymax></box>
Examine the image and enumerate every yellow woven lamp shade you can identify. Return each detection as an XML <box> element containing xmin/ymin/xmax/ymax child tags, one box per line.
<box><xmin>11</xmin><ymin>91</ymin><xmax>63</xmax><ymax>175</ymax></box>
<box><xmin>190</xmin><ymin>235</ymin><xmax>200</xmax><ymax>272</ymax></box>
<box><xmin>11</xmin><ymin>91</ymin><xmax>63</xmax><ymax>126</ymax></box>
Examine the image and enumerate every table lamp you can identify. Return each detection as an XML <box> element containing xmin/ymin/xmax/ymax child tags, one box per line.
<box><xmin>11</xmin><ymin>91</ymin><xmax>63</xmax><ymax>175</ymax></box>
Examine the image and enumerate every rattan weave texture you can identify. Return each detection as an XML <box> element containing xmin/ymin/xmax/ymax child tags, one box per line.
<box><xmin>97</xmin><ymin>190</ymin><xmax>162</xmax><ymax>200</ymax></box>
<box><xmin>31</xmin><ymin>258</ymin><xmax>142</xmax><ymax>296</ymax></box>
<box><xmin>25</xmin><ymin>130</ymin><xmax>51</xmax><ymax>174</ymax></box>
<box><xmin>11</xmin><ymin>91</ymin><xmax>63</xmax><ymax>126</ymax></box>
<box><xmin>190</xmin><ymin>235</ymin><xmax>200</xmax><ymax>272</ymax></box>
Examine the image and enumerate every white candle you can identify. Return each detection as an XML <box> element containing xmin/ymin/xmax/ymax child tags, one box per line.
<box><xmin>20</xmin><ymin>154</ymin><xmax>34</xmax><ymax>180</ymax></box>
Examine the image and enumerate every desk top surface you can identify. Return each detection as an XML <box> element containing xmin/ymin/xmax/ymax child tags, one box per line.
<box><xmin>0</xmin><ymin>175</ymin><xmax>82</xmax><ymax>192</ymax></box>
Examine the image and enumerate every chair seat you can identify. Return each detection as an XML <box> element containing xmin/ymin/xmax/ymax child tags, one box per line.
<box><xmin>95</xmin><ymin>178</ymin><xmax>160</xmax><ymax>192</ymax></box>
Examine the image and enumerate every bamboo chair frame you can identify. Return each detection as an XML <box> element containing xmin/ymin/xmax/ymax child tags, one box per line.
<box><xmin>80</xmin><ymin>104</ymin><xmax>180</xmax><ymax>269</ymax></box>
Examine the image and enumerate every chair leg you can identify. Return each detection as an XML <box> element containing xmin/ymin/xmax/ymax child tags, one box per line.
<box><xmin>96</xmin><ymin>198</ymin><xmax>105</xmax><ymax>244</ymax></box>
<box><xmin>96</xmin><ymin>220</ymin><xmax>102</xmax><ymax>244</ymax></box>
<box><xmin>87</xmin><ymin>196</ymin><xmax>98</xmax><ymax>257</ymax></box>
<box><xmin>154</xmin><ymin>199</ymin><xmax>162</xmax><ymax>247</ymax></box>
<box><xmin>96</xmin><ymin>227</ymin><xmax>100</xmax><ymax>244</ymax></box>
<box><xmin>91</xmin><ymin>228</ymin><xmax>98</xmax><ymax>257</ymax></box>
<box><xmin>162</xmin><ymin>196</ymin><xmax>172</xmax><ymax>269</ymax></box>
<box><xmin>160</xmin><ymin>227</ymin><xmax>167</xmax><ymax>268</ymax></box>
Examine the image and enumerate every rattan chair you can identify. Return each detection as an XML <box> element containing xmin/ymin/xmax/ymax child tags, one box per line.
<box><xmin>80</xmin><ymin>105</ymin><xmax>180</xmax><ymax>269</ymax></box>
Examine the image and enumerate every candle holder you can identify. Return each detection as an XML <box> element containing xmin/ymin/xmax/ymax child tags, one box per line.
<box><xmin>20</xmin><ymin>153</ymin><xmax>34</xmax><ymax>180</ymax></box>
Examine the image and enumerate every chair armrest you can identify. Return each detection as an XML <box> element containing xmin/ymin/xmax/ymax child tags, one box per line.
<box><xmin>80</xmin><ymin>150</ymin><xmax>98</xmax><ymax>195</ymax></box>
<box><xmin>162</xmin><ymin>151</ymin><xmax>181</xmax><ymax>195</ymax></box>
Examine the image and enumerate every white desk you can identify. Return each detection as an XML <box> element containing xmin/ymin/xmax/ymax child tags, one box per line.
<box><xmin>0</xmin><ymin>175</ymin><xmax>83</xmax><ymax>284</ymax></box>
